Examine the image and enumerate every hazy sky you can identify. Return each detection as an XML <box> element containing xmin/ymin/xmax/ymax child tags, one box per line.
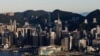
<box><xmin>0</xmin><ymin>0</ymin><xmax>100</xmax><ymax>13</ymax></box>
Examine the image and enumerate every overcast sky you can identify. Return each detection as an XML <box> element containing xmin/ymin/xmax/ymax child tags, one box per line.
<box><xmin>0</xmin><ymin>0</ymin><xmax>100</xmax><ymax>13</ymax></box>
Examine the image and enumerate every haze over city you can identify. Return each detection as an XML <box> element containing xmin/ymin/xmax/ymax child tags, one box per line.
<box><xmin>0</xmin><ymin>0</ymin><xmax>100</xmax><ymax>13</ymax></box>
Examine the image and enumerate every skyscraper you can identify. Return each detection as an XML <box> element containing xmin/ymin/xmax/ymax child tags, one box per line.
<box><xmin>50</xmin><ymin>31</ymin><xmax>56</xmax><ymax>46</ymax></box>
<box><xmin>32</xmin><ymin>29</ymin><xmax>39</xmax><ymax>47</ymax></box>
<box><xmin>13</xmin><ymin>20</ymin><xmax>16</xmax><ymax>32</ymax></box>
<box><xmin>72</xmin><ymin>29</ymin><xmax>80</xmax><ymax>51</ymax></box>
<box><xmin>54</xmin><ymin>14</ymin><xmax>62</xmax><ymax>45</ymax></box>
<box><xmin>61</xmin><ymin>33</ymin><xmax>69</xmax><ymax>51</ymax></box>
<box><xmin>55</xmin><ymin>14</ymin><xmax>62</xmax><ymax>38</ymax></box>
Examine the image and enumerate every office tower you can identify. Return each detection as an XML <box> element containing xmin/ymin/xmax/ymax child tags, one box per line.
<box><xmin>61</xmin><ymin>37</ymin><xmax>69</xmax><ymax>51</ymax></box>
<box><xmin>13</xmin><ymin>32</ymin><xmax>18</xmax><ymax>45</ymax></box>
<box><xmin>13</xmin><ymin>20</ymin><xmax>16</xmax><ymax>32</ymax></box>
<box><xmin>46</xmin><ymin>33</ymin><xmax>50</xmax><ymax>46</ymax></box>
<box><xmin>8</xmin><ymin>32</ymin><xmax>15</xmax><ymax>47</ymax></box>
<box><xmin>72</xmin><ymin>29</ymin><xmax>80</xmax><ymax>39</ymax></box>
<box><xmin>17</xmin><ymin>31</ymin><xmax>24</xmax><ymax>47</ymax></box>
<box><xmin>8</xmin><ymin>33</ymin><xmax>11</xmax><ymax>47</ymax></box>
<box><xmin>32</xmin><ymin>29</ymin><xmax>39</xmax><ymax>47</ymax></box>
<box><xmin>22</xmin><ymin>28</ymin><xmax>27</xmax><ymax>45</ymax></box>
<box><xmin>84</xmin><ymin>19</ymin><xmax>88</xmax><ymax>24</ymax></box>
<box><xmin>69</xmin><ymin>35</ymin><xmax>73</xmax><ymax>51</ymax></box>
<box><xmin>9</xmin><ymin>19</ymin><xmax>17</xmax><ymax>32</ymax></box>
<box><xmin>87</xmin><ymin>32</ymin><xmax>93</xmax><ymax>46</ymax></box>
<box><xmin>26</xmin><ymin>29</ymin><xmax>33</xmax><ymax>45</ymax></box>
<box><xmin>21</xmin><ymin>28</ymin><xmax>25</xmax><ymax>37</ymax></box>
<box><xmin>93</xmin><ymin>18</ymin><xmax>97</xmax><ymax>23</ymax></box>
<box><xmin>96</xmin><ymin>25</ymin><xmax>100</xmax><ymax>39</ymax></box>
<box><xmin>55</xmin><ymin>15</ymin><xmax>62</xmax><ymax>38</ymax></box>
<box><xmin>72</xmin><ymin>29</ymin><xmax>80</xmax><ymax>51</ymax></box>
<box><xmin>50</xmin><ymin>31</ymin><xmax>56</xmax><ymax>46</ymax></box>
<box><xmin>90</xmin><ymin>28</ymin><xmax>96</xmax><ymax>39</ymax></box>
<box><xmin>0</xmin><ymin>24</ymin><xmax>3</xmax><ymax>33</ymax></box>
<box><xmin>4</xmin><ymin>38</ymin><xmax>9</xmax><ymax>49</ymax></box>
<box><xmin>10</xmin><ymin>19</ymin><xmax>13</xmax><ymax>31</ymax></box>
<box><xmin>1</xmin><ymin>32</ymin><xmax>4</xmax><ymax>46</ymax></box>
<box><xmin>25</xmin><ymin>28</ymin><xmax>28</xmax><ymax>34</ymax></box>
<box><xmin>39</xmin><ymin>31</ymin><xmax>48</xmax><ymax>46</ymax></box>
<box><xmin>96</xmin><ymin>25</ymin><xmax>100</xmax><ymax>33</ymax></box>
<box><xmin>39</xmin><ymin>31</ymin><xmax>44</xmax><ymax>46</ymax></box>
<box><xmin>3</xmin><ymin>29</ymin><xmax>11</xmax><ymax>48</ymax></box>
<box><xmin>61</xmin><ymin>28</ymin><xmax>69</xmax><ymax>51</ymax></box>
<box><xmin>54</xmin><ymin>14</ymin><xmax>62</xmax><ymax>45</ymax></box>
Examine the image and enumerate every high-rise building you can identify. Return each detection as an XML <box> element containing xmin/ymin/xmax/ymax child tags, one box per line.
<box><xmin>54</xmin><ymin>14</ymin><xmax>62</xmax><ymax>45</ymax></box>
<box><xmin>50</xmin><ymin>31</ymin><xmax>56</xmax><ymax>46</ymax></box>
<box><xmin>55</xmin><ymin>14</ymin><xmax>62</xmax><ymax>38</ymax></box>
<box><xmin>96</xmin><ymin>25</ymin><xmax>100</xmax><ymax>34</ymax></box>
<box><xmin>72</xmin><ymin>29</ymin><xmax>80</xmax><ymax>51</ymax></box>
<box><xmin>93</xmin><ymin>18</ymin><xmax>97</xmax><ymax>23</ymax></box>
<box><xmin>39</xmin><ymin>31</ymin><xmax>47</xmax><ymax>46</ymax></box>
<box><xmin>61</xmin><ymin>28</ymin><xmax>69</xmax><ymax>51</ymax></box>
<box><xmin>61</xmin><ymin>37</ymin><xmax>69</xmax><ymax>51</ymax></box>
<box><xmin>84</xmin><ymin>19</ymin><xmax>88</xmax><ymax>24</ymax></box>
<box><xmin>69</xmin><ymin>35</ymin><xmax>73</xmax><ymax>51</ymax></box>
<box><xmin>96</xmin><ymin>25</ymin><xmax>100</xmax><ymax>39</ymax></box>
<box><xmin>32</xmin><ymin>29</ymin><xmax>39</xmax><ymax>47</ymax></box>
<box><xmin>13</xmin><ymin>20</ymin><xmax>16</xmax><ymax>32</ymax></box>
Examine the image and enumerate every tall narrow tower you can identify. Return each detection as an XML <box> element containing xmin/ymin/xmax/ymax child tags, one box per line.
<box><xmin>55</xmin><ymin>14</ymin><xmax>62</xmax><ymax>38</ymax></box>
<box><xmin>13</xmin><ymin>20</ymin><xmax>16</xmax><ymax>32</ymax></box>
<box><xmin>50</xmin><ymin>31</ymin><xmax>56</xmax><ymax>46</ymax></box>
<box><xmin>10</xmin><ymin>19</ymin><xmax>13</xmax><ymax>31</ymax></box>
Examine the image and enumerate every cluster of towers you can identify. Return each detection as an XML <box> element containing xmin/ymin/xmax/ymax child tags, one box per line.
<box><xmin>0</xmin><ymin>20</ymin><xmax>16</xmax><ymax>48</ymax></box>
<box><xmin>0</xmin><ymin>14</ymin><xmax>99</xmax><ymax>53</ymax></box>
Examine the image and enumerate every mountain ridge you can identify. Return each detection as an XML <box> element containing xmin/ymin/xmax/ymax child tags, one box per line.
<box><xmin>0</xmin><ymin>9</ymin><xmax>100</xmax><ymax>30</ymax></box>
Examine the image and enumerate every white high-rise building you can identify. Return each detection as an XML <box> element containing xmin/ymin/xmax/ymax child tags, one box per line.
<box><xmin>55</xmin><ymin>14</ymin><xmax>62</xmax><ymax>38</ymax></box>
<box><xmin>96</xmin><ymin>25</ymin><xmax>100</xmax><ymax>34</ymax></box>
<box><xmin>50</xmin><ymin>31</ymin><xmax>56</xmax><ymax>45</ymax></box>
<box><xmin>93</xmin><ymin>18</ymin><xmax>97</xmax><ymax>23</ymax></box>
<box><xmin>96</xmin><ymin>25</ymin><xmax>100</xmax><ymax>39</ymax></box>
<box><xmin>84</xmin><ymin>19</ymin><xmax>88</xmax><ymax>24</ymax></box>
<box><xmin>69</xmin><ymin>35</ymin><xmax>73</xmax><ymax>50</ymax></box>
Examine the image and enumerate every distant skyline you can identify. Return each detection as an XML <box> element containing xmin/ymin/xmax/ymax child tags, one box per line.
<box><xmin>0</xmin><ymin>0</ymin><xmax>100</xmax><ymax>13</ymax></box>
